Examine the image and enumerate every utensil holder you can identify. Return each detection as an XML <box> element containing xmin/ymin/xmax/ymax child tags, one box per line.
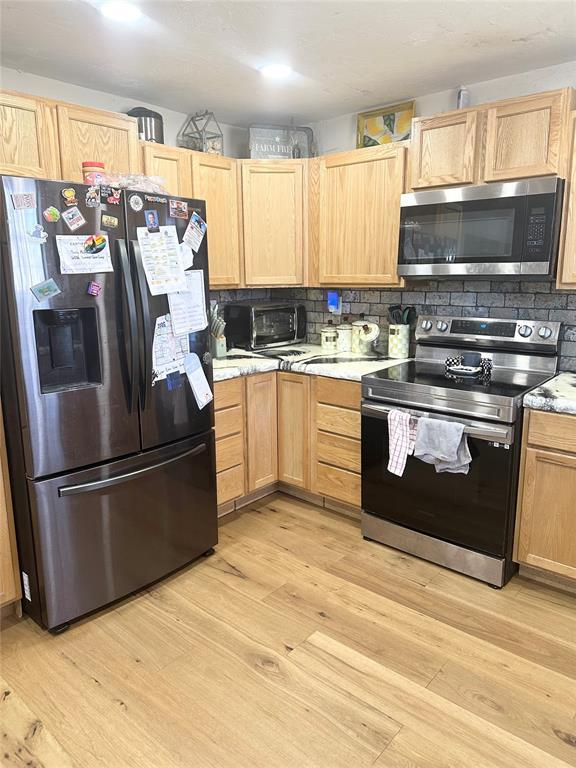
<box><xmin>388</xmin><ymin>324</ymin><xmax>410</xmax><ymax>359</ymax></box>
<box><xmin>210</xmin><ymin>335</ymin><xmax>227</xmax><ymax>359</ymax></box>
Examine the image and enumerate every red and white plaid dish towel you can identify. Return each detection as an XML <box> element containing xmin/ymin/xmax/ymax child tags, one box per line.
<box><xmin>387</xmin><ymin>409</ymin><xmax>418</xmax><ymax>477</ymax></box>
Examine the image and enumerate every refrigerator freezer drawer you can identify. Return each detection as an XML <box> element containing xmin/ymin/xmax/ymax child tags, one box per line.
<box><xmin>28</xmin><ymin>431</ymin><xmax>217</xmax><ymax>629</ymax></box>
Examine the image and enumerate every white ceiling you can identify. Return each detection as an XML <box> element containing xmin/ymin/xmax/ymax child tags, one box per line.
<box><xmin>1</xmin><ymin>0</ymin><xmax>575</xmax><ymax>126</ymax></box>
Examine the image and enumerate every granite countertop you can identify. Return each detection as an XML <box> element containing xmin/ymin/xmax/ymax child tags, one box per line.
<box><xmin>523</xmin><ymin>373</ymin><xmax>576</xmax><ymax>416</ymax></box>
<box><xmin>212</xmin><ymin>345</ymin><xmax>409</xmax><ymax>382</ymax></box>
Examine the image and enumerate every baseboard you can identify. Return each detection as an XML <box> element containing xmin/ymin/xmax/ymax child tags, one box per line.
<box><xmin>324</xmin><ymin>497</ymin><xmax>361</xmax><ymax>520</ymax></box>
<box><xmin>234</xmin><ymin>483</ymin><xmax>279</xmax><ymax>509</ymax></box>
<box><xmin>518</xmin><ymin>564</ymin><xmax>576</xmax><ymax>595</ymax></box>
<box><xmin>277</xmin><ymin>483</ymin><xmax>324</xmax><ymax>507</ymax></box>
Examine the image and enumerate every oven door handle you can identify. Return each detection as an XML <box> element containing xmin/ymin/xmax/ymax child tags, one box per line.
<box><xmin>361</xmin><ymin>402</ymin><xmax>514</xmax><ymax>444</ymax></box>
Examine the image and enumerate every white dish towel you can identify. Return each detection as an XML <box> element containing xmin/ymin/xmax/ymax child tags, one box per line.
<box><xmin>387</xmin><ymin>409</ymin><xmax>418</xmax><ymax>477</ymax></box>
<box><xmin>414</xmin><ymin>417</ymin><xmax>472</xmax><ymax>474</ymax></box>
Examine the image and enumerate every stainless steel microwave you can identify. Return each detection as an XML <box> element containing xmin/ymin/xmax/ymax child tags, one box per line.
<box><xmin>223</xmin><ymin>302</ymin><xmax>306</xmax><ymax>350</ymax></box>
<box><xmin>397</xmin><ymin>177</ymin><xmax>564</xmax><ymax>278</ymax></box>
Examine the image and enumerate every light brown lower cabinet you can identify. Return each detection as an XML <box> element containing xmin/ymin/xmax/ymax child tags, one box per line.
<box><xmin>0</xmin><ymin>401</ymin><xmax>20</xmax><ymax>608</ymax></box>
<box><xmin>214</xmin><ymin>378</ymin><xmax>246</xmax><ymax>507</ymax></box>
<box><xmin>245</xmin><ymin>373</ymin><xmax>278</xmax><ymax>492</ymax></box>
<box><xmin>515</xmin><ymin>409</ymin><xmax>576</xmax><ymax>580</ymax></box>
<box><xmin>277</xmin><ymin>372</ymin><xmax>311</xmax><ymax>489</ymax></box>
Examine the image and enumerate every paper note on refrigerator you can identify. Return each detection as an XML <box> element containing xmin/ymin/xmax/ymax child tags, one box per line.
<box><xmin>137</xmin><ymin>225</ymin><xmax>187</xmax><ymax>295</ymax></box>
<box><xmin>56</xmin><ymin>234</ymin><xmax>113</xmax><ymax>274</ymax></box>
<box><xmin>182</xmin><ymin>211</ymin><xmax>207</xmax><ymax>253</ymax></box>
<box><xmin>167</xmin><ymin>270</ymin><xmax>208</xmax><ymax>337</ymax></box>
<box><xmin>184</xmin><ymin>352</ymin><xmax>213</xmax><ymax>409</ymax></box>
<box><xmin>151</xmin><ymin>314</ymin><xmax>189</xmax><ymax>385</ymax></box>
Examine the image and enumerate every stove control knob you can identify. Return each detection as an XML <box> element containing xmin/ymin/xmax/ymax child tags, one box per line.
<box><xmin>421</xmin><ymin>320</ymin><xmax>433</xmax><ymax>331</ymax></box>
<box><xmin>518</xmin><ymin>325</ymin><xmax>533</xmax><ymax>338</ymax></box>
<box><xmin>436</xmin><ymin>320</ymin><xmax>448</xmax><ymax>332</ymax></box>
<box><xmin>538</xmin><ymin>325</ymin><xmax>553</xmax><ymax>339</ymax></box>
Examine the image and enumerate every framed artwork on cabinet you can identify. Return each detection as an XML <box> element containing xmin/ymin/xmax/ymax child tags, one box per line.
<box><xmin>357</xmin><ymin>100</ymin><xmax>414</xmax><ymax>148</ymax></box>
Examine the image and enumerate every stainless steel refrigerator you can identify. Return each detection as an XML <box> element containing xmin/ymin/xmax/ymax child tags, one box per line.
<box><xmin>0</xmin><ymin>176</ymin><xmax>217</xmax><ymax>631</ymax></box>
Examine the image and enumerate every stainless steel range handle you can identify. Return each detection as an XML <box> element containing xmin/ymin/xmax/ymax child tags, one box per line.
<box><xmin>361</xmin><ymin>402</ymin><xmax>514</xmax><ymax>444</ymax></box>
<box><xmin>58</xmin><ymin>444</ymin><xmax>207</xmax><ymax>497</ymax></box>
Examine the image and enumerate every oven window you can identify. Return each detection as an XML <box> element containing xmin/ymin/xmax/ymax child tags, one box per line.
<box><xmin>254</xmin><ymin>310</ymin><xmax>295</xmax><ymax>346</ymax></box>
<box><xmin>399</xmin><ymin>197</ymin><xmax>526</xmax><ymax>265</ymax></box>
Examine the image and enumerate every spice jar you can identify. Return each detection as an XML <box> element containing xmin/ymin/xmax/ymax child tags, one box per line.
<box><xmin>82</xmin><ymin>161</ymin><xmax>106</xmax><ymax>185</ymax></box>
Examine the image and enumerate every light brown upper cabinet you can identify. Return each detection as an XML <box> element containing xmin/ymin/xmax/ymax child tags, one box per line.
<box><xmin>558</xmin><ymin>112</ymin><xmax>576</xmax><ymax>289</ymax></box>
<box><xmin>192</xmin><ymin>153</ymin><xmax>242</xmax><ymax>288</ymax></box>
<box><xmin>410</xmin><ymin>109</ymin><xmax>480</xmax><ymax>188</ymax></box>
<box><xmin>0</xmin><ymin>91</ymin><xmax>60</xmax><ymax>179</ymax></box>
<box><xmin>484</xmin><ymin>90</ymin><xmax>571</xmax><ymax>182</ymax></box>
<box><xmin>317</xmin><ymin>145</ymin><xmax>405</xmax><ymax>286</ymax></box>
<box><xmin>277</xmin><ymin>373</ymin><xmax>311</xmax><ymax>489</ymax></box>
<box><xmin>58</xmin><ymin>104</ymin><xmax>140</xmax><ymax>182</ymax></box>
<box><xmin>241</xmin><ymin>160</ymin><xmax>304</xmax><ymax>286</ymax></box>
<box><xmin>141</xmin><ymin>142</ymin><xmax>192</xmax><ymax>197</ymax></box>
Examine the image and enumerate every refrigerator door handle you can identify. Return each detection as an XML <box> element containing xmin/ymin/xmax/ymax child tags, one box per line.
<box><xmin>58</xmin><ymin>443</ymin><xmax>207</xmax><ymax>497</ymax></box>
<box><xmin>117</xmin><ymin>239</ymin><xmax>139</xmax><ymax>413</ymax></box>
<box><xmin>130</xmin><ymin>239</ymin><xmax>153</xmax><ymax>410</ymax></box>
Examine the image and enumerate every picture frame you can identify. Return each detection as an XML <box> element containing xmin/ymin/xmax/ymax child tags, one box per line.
<box><xmin>356</xmin><ymin>100</ymin><xmax>415</xmax><ymax>148</ymax></box>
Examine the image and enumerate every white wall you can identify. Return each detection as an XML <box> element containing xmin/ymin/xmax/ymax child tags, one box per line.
<box><xmin>310</xmin><ymin>60</ymin><xmax>576</xmax><ymax>155</ymax></box>
<box><xmin>0</xmin><ymin>66</ymin><xmax>249</xmax><ymax>158</ymax></box>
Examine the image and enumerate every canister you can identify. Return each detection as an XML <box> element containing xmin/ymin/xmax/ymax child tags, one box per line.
<box><xmin>388</xmin><ymin>324</ymin><xmax>410</xmax><ymax>359</ymax></box>
<box><xmin>336</xmin><ymin>318</ymin><xmax>353</xmax><ymax>352</ymax></box>
<box><xmin>358</xmin><ymin>321</ymin><xmax>380</xmax><ymax>354</ymax></box>
<box><xmin>321</xmin><ymin>321</ymin><xmax>338</xmax><ymax>353</ymax></box>
<box><xmin>351</xmin><ymin>313</ymin><xmax>366</xmax><ymax>353</ymax></box>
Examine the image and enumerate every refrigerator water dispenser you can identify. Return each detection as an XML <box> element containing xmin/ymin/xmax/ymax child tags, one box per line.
<box><xmin>33</xmin><ymin>308</ymin><xmax>102</xmax><ymax>393</ymax></box>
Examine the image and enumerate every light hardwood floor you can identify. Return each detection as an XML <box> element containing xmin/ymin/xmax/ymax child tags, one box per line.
<box><xmin>2</xmin><ymin>493</ymin><xmax>576</xmax><ymax>767</ymax></box>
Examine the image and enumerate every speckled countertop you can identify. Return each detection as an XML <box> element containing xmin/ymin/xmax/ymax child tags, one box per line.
<box><xmin>523</xmin><ymin>373</ymin><xmax>576</xmax><ymax>416</ymax></box>
<box><xmin>212</xmin><ymin>345</ymin><xmax>409</xmax><ymax>383</ymax></box>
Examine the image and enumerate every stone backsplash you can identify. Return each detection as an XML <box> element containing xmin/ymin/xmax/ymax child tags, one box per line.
<box><xmin>211</xmin><ymin>278</ymin><xmax>576</xmax><ymax>371</ymax></box>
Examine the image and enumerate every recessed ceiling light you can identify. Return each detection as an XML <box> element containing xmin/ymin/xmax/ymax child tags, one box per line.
<box><xmin>99</xmin><ymin>1</ymin><xmax>142</xmax><ymax>22</ymax></box>
<box><xmin>260</xmin><ymin>63</ymin><xmax>293</xmax><ymax>80</ymax></box>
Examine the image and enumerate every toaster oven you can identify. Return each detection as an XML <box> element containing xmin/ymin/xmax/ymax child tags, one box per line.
<box><xmin>223</xmin><ymin>302</ymin><xmax>307</xmax><ymax>350</ymax></box>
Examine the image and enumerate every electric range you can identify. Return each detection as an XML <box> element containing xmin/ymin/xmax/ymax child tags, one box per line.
<box><xmin>361</xmin><ymin>315</ymin><xmax>561</xmax><ymax>588</ymax></box>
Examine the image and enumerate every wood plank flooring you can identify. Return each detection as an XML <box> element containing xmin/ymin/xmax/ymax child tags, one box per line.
<box><xmin>2</xmin><ymin>493</ymin><xmax>576</xmax><ymax>767</ymax></box>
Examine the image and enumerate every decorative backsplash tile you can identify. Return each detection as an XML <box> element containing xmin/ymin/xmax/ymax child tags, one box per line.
<box><xmin>211</xmin><ymin>278</ymin><xmax>576</xmax><ymax>371</ymax></box>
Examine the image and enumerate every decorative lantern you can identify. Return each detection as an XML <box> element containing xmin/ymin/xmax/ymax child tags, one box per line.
<box><xmin>177</xmin><ymin>111</ymin><xmax>224</xmax><ymax>154</ymax></box>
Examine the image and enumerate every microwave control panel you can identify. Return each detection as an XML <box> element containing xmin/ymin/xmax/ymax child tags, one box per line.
<box><xmin>525</xmin><ymin>207</ymin><xmax>547</xmax><ymax>258</ymax></box>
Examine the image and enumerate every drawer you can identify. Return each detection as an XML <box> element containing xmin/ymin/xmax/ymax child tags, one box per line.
<box><xmin>316</xmin><ymin>463</ymin><xmax>361</xmax><ymax>507</ymax></box>
<box><xmin>215</xmin><ymin>433</ymin><xmax>244</xmax><ymax>473</ymax></box>
<box><xmin>527</xmin><ymin>410</ymin><xmax>576</xmax><ymax>453</ymax></box>
<box><xmin>317</xmin><ymin>403</ymin><xmax>361</xmax><ymax>439</ymax></box>
<box><xmin>215</xmin><ymin>404</ymin><xmax>243</xmax><ymax>440</ymax></box>
<box><xmin>215</xmin><ymin>378</ymin><xmax>243</xmax><ymax>410</ymax></box>
<box><xmin>316</xmin><ymin>377</ymin><xmax>361</xmax><ymax>410</ymax></box>
<box><xmin>217</xmin><ymin>464</ymin><xmax>245</xmax><ymax>505</ymax></box>
<box><xmin>317</xmin><ymin>431</ymin><xmax>361</xmax><ymax>473</ymax></box>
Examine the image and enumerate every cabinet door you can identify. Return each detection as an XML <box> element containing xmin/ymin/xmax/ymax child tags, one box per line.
<box><xmin>0</xmin><ymin>402</ymin><xmax>20</xmax><ymax>607</ymax></box>
<box><xmin>246</xmin><ymin>373</ymin><xmax>278</xmax><ymax>491</ymax></box>
<box><xmin>557</xmin><ymin>112</ymin><xmax>576</xmax><ymax>288</ymax></box>
<box><xmin>517</xmin><ymin>447</ymin><xmax>576</xmax><ymax>580</ymax></box>
<box><xmin>241</xmin><ymin>160</ymin><xmax>304</xmax><ymax>285</ymax></box>
<box><xmin>192</xmin><ymin>153</ymin><xmax>242</xmax><ymax>287</ymax></box>
<box><xmin>277</xmin><ymin>373</ymin><xmax>310</xmax><ymax>489</ymax></box>
<box><xmin>142</xmin><ymin>142</ymin><xmax>192</xmax><ymax>197</ymax></box>
<box><xmin>410</xmin><ymin>109</ymin><xmax>479</xmax><ymax>188</ymax></box>
<box><xmin>58</xmin><ymin>105</ymin><xmax>140</xmax><ymax>182</ymax></box>
<box><xmin>484</xmin><ymin>90</ymin><xmax>569</xmax><ymax>181</ymax></box>
<box><xmin>0</xmin><ymin>91</ymin><xmax>60</xmax><ymax>178</ymax></box>
<box><xmin>318</xmin><ymin>145</ymin><xmax>404</xmax><ymax>285</ymax></box>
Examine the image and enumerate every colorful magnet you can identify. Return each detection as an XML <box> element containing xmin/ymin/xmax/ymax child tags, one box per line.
<box><xmin>27</xmin><ymin>224</ymin><xmax>48</xmax><ymax>244</ymax></box>
<box><xmin>100</xmin><ymin>186</ymin><xmax>121</xmax><ymax>205</ymax></box>
<box><xmin>83</xmin><ymin>234</ymin><xmax>107</xmax><ymax>254</ymax></box>
<box><xmin>101</xmin><ymin>214</ymin><xmax>118</xmax><ymax>229</ymax></box>
<box><xmin>61</xmin><ymin>188</ymin><xmax>78</xmax><ymax>206</ymax></box>
<box><xmin>42</xmin><ymin>206</ymin><xmax>60</xmax><ymax>223</ymax></box>
<box><xmin>11</xmin><ymin>193</ymin><xmax>36</xmax><ymax>210</ymax></box>
<box><xmin>144</xmin><ymin>194</ymin><xmax>167</xmax><ymax>204</ymax></box>
<box><xmin>30</xmin><ymin>278</ymin><xmax>61</xmax><ymax>302</ymax></box>
<box><xmin>169</xmin><ymin>199</ymin><xmax>188</xmax><ymax>219</ymax></box>
<box><xmin>61</xmin><ymin>206</ymin><xmax>86</xmax><ymax>232</ymax></box>
<box><xmin>145</xmin><ymin>209</ymin><xmax>159</xmax><ymax>232</ymax></box>
<box><xmin>85</xmin><ymin>186</ymin><xmax>100</xmax><ymax>208</ymax></box>
<box><xmin>86</xmin><ymin>281</ymin><xmax>102</xmax><ymax>297</ymax></box>
<box><xmin>128</xmin><ymin>193</ymin><xmax>143</xmax><ymax>212</ymax></box>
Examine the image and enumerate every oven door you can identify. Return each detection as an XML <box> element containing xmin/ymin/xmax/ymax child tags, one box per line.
<box><xmin>361</xmin><ymin>402</ymin><xmax>519</xmax><ymax>557</ymax></box>
<box><xmin>252</xmin><ymin>307</ymin><xmax>297</xmax><ymax>348</ymax></box>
